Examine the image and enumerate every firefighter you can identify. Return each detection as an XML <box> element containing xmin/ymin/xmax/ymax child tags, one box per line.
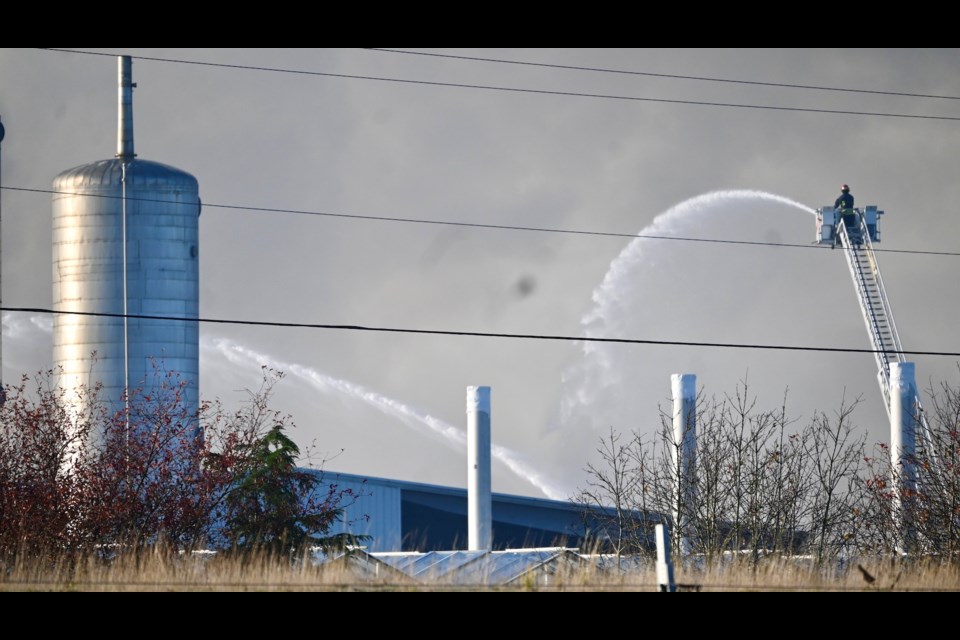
<box><xmin>835</xmin><ymin>184</ymin><xmax>854</xmax><ymax>212</ymax></box>
<box><xmin>835</xmin><ymin>184</ymin><xmax>859</xmax><ymax>245</ymax></box>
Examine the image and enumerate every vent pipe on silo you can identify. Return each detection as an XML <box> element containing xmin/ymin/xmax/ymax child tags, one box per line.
<box><xmin>671</xmin><ymin>373</ymin><xmax>697</xmax><ymax>555</ymax></box>
<box><xmin>889</xmin><ymin>362</ymin><xmax>917</xmax><ymax>552</ymax></box>
<box><xmin>467</xmin><ymin>386</ymin><xmax>492</xmax><ymax>551</ymax></box>
<box><xmin>116</xmin><ymin>56</ymin><xmax>136</xmax><ymax>159</ymax></box>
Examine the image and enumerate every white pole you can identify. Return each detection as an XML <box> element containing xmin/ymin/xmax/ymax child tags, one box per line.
<box><xmin>467</xmin><ymin>386</ymin><xmax>492</xmax><ymax>551</ymax></box>
<box><xmin>889</xmin><ymin>362</ymin><xmax>917</xmax><ymax>552</ymax></box>
<box><xmin>671</xmin><ymin>373</ymin><xmax>696</xmax><ymax>555</ymax></box>
<box><xmin>655</xmin><ymin>523</ymin><xmax>676</xmax><ymax>592</ymax></box>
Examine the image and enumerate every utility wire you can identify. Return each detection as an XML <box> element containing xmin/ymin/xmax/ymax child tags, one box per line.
<box><xmin>37</xmin><ymin>49</ymin><xmax>960</xmax><ymax>122</ymax></box>
<box><xmin>5</xmin><ymin>186</ymin><xmax>958</xmax><ymax>258</ymax></box>
<box><xmin>4</xmin><ymin>306</ymin><xmax>958</xmax><ymax>358</ymax></box>
<box><xmin>366</xmin><ymin>48</ymin><xmax>960</xmax><ymax>101</ymax></box>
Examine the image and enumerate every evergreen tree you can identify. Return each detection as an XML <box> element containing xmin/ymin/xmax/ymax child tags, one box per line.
<box><xmin>222</xmin><ymin>422</ymin><xmax>361</xmax><ymax>555</ymax></box>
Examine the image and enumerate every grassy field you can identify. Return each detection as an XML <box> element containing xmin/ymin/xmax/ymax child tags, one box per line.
<box><xmin>3</xmin><ymin>549</ymin><xmax>960</xmax><ymax>591</ymax></box>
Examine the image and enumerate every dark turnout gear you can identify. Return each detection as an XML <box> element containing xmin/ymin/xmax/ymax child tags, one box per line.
<box><xmin>835</xmin><ymin>185</ymin><xmax>859</xmax><ymax>244</ymax></box>
<box><xmin>835</xmin><ymin>190</ymin><xmax>854</xmax><ymax>211</ymax></box>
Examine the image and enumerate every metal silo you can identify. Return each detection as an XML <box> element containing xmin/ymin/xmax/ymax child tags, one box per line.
<box><xmin>53</xmin><ymin>56</ymin><xmax>200</xmax><ymax>422</ymax></box>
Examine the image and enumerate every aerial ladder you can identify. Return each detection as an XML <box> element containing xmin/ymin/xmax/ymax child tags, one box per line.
<box><xmin>815</xmin><ymin>204</ymin><xmax>930</xmax><ymax>433</ymax></box>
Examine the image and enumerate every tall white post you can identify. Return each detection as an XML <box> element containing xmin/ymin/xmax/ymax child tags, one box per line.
<box><xmin>889</xmin><ymin>362</ymin><xmax>917</xmax><ymax>552</ymax></box>
<box><xmin>467</xmin><ymin>386</ymin><xmax>492</xmax><ymax>551</ymax></box>
<box><xmin>671</xmin><ymin>374</ymin><xmax>697</xmax><ymax>555</ymax></box>
<box><xmin>655</xmin><ymin>523</ymin><xmax>676</xmax><ymax>593</ymax></box>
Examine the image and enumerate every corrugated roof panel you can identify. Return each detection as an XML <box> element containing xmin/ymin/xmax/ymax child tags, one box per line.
<box><xmin>369</xmin><ymin>548</ymin><xmax>582</xmax><ymax>585</ymax></box>
<box><xmin>457</xmin><ymin>550</ymin><xmax>557</xmax><ymax>584</ymax></box>
<box><xmin>372</xmin><ymin>551</ymin><xmax>426</xmax><ymax>573</ymax></box>
<box><xmin>410</xmin><ymin>551</ymin><xmax>486</xmax><ymax>579</ymax></box>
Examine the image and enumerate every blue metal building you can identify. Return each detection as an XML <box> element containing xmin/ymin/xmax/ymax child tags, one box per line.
<box><xmin>319</xmin><ymin>471</ymin><xmax>607</xmax><ymax>552</ymax></box>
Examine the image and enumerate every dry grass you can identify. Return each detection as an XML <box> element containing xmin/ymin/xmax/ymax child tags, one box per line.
<box><xmin>675</xmin><ymin>557</ymin><xmax>960</xmax><ymax>592</ymax></box>
<box><xmin>0</xmin><ymin>548</ymin><xmax>406</xmax><ymax>592</ymax></box>
<box><xmin>2</xmin><ymin>549</ymin><xmax>959</xmax><ymax>592</ymax></box>
<box><xmin>553</xmin><ymin>556</ymin><xmax>960</xmax><ymax>592</ymax></box>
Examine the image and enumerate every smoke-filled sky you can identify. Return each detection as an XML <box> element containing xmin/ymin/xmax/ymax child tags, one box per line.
<box><xmin>2</xmin><ymin>48</ymin><xmax>959</xmax><ymax>499</ymax></box>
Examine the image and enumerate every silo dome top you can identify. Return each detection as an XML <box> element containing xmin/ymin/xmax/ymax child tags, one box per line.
<box><xmin>54</xmin><ymin>158</ymin><xmax>198</xmax><ymax>192</ymax></box>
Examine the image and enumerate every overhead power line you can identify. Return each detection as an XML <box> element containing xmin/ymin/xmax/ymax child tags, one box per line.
<box><xmin>38</xmin><ymin>49</ymin><xmax>960</xmax><ymax>122</ymax></box>
<box><xmin>4</xmin><ymin>306</ymin><xmax>958</xmax><ymax>358</ymax></box>
<box><xmin>6</xmin><ymin>186</ymin><xmax>957</xmax><ymax>258</ymax></box>
<box><xmin>366</xmin><ymin>48</ymin><xmax>960</xmax><ymax>101</ymax></box>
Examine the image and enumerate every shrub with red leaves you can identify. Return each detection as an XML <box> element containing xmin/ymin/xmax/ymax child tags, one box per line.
<box><xmin>0</xmin><ymin>365</ymin><xmax>356</xmax><ymax>562</ymax></box>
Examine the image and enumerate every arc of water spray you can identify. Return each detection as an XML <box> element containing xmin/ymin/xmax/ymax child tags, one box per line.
<box><xmin>583</xmin><ymin>190</ymin><xmax>815</xmax><ymax>330</ymax></box>
<box><xmin>563</xmin><ymin>190</ymin><xmax>816</xmax><ymax>423</ymax></box>
<box><xmin>204</xmin><ymin>337</ymin><xmax>568</xmax><ymax>500</ymax></box>
<box><xmin>3</xmin><ymin>314</ymin><xmax>567</xmax><ymax>499</ymax></box>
